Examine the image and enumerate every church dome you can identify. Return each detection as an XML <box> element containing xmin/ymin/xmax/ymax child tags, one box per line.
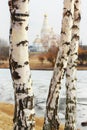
<box><xmin>33</xmin><ymin>35</ymin><xmax>41</xmax><ymax>44</ymax></box>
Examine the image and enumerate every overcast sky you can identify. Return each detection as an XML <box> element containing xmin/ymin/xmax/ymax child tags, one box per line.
<box><xmin>0</xmin><ymin>0</ymin><xmax>87</xmax><ymax>45</ymax></box>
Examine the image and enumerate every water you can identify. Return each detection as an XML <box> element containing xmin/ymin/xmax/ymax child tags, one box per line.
<box><xmin>0</xmin><ymin>69</ymin><xmax>87</xmax><ymax>130</ymax></box>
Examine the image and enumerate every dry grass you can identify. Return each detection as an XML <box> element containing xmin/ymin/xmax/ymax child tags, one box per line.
<box><xmin>0</xmin><ymin>50</ymin><xmax>87</xmax><ymax>70</ymax></box>
<box><xmin>78</xmin><ymin>47</ymin><xmax>87</xmax><ymax>54</ymax></box>
<box><xmin>0</xmin><ymin>103</ymin><xmax>67</xmax><ymax>130</ymax></box>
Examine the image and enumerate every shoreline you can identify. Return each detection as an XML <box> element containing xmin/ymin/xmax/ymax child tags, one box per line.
<box><xmin>0</xmin><ymin>63</ymin><xmax>87</xmax><ymax>71</ymax></box>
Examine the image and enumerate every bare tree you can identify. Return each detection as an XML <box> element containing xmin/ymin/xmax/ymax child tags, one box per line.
<box><xmin>43</xmin><ymin>0</ymin><xmax>75</xmax><ymax>130</ymax></box>
<box><xmin>39</xmin><ymin>56</ymin><xmax>44</xmax><ymax>64</ymax></box>
<box><xmin>8</xmin><ymin>0</ymin><xmax>35</xmax><ymax>130</ymax></box>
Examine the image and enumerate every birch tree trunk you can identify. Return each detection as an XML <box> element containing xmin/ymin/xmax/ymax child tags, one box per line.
<box><xmin>43</xmin><ymin>0</ymin><xmax>75</xmax><ymax>130</ymax></box>
<box><xmin>65</xmin><ymin>0</ymin><xmax>81</xmax><ymax>130</ymax></box>
<box><xmin>8</xmin><ymin>0</ymin><xmax>35</xmax><ymax>130</ymax></box>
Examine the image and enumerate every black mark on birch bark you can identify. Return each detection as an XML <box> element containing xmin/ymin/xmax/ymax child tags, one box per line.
<box><xmin>12</xmin><ymin>71</ymin><xmax>21</xmax><ymax>80</ymax></box>
<box><xmin>17</xmin><ymin>40</ymin><xmax>28</xmax><ymax>46</ymax></box>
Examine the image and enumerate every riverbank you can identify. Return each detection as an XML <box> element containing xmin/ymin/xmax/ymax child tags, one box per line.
<box><xmin>0</xmin><ymin>103</ymin><xmax>66</xmax><ymax>130</ymax></box>
<box><xmin>0</xmin><ymin>60</ymin><xmax>87</xmax><ymax>70</ymax></box>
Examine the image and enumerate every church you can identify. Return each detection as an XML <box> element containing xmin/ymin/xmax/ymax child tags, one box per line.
<box><xmin>33</xmin><ymin>14</ymin><xmax>60</xmax><ymax>52</ymax></box>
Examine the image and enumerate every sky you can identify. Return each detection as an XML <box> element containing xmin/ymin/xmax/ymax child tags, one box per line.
<box><xmin>0</xmin><ymin>0</ymin><xmax>87</xmax><ymax>45</ymax></box>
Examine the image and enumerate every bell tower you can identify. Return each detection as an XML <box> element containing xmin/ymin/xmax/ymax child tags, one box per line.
<box><xmin>41</xmin><ymin>14</ymin><xmax>50</xmax><ymax>39</ymax></box>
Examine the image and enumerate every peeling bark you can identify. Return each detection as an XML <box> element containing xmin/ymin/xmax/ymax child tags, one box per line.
<box><xmin>8</xmin><ymin>0</ymin><xmax>35</xmax><ymax>130</ymax></box>
<box><xmin>43</xmin><ymin>0</ymin><xmax>75</xmax><ymax>130</ymax></box>
<box><xmin>65</xmin><ymin>0</ymin><xmax>81</xmax><ymax>130</ymax></box>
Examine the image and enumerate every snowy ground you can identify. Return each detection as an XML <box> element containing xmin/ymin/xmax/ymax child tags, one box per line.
<box><xmin>0</xmin><ymin>69</ymin><xmax>87</xmax><ymax>130</ymax></box>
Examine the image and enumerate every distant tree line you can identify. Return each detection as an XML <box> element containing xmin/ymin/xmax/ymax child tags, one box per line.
<box><xmin>0</xmin><ymin>38</ymin><xmax>87</xmax><ymax>67</ymax></box>
<box><xmin>78</xmin><ymin>53</ymin><xmax>87</xmax><ymax>66</ymax></box>
<box><xmin>38</xmin><ymin>46</ymin><xmax>87</xmax><ymax>67</ymax></box>
<box><xmin>38</xmin><ymin>46</ymin><xmax>58</xmax><ymax>66</ymax></box>
<box><xmin>0</xmin><ymin>39</ymin><xmax>9</xmax><ymax>60</ymax></box>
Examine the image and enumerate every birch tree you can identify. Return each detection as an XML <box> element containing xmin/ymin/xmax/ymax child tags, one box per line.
<box><xmin>8</xmin><ymin>0</ymin><xmax>35</xmax><ymax>130</ymax></box>
<box><xmin>65</xmin><ymin>0</ymin><xmax>81</xmax><ymax>130</ymax></box>
<box><xmin>43</xmin><ymin>0</ymin><xmax>75</xmax><ymax>130</ymax></box>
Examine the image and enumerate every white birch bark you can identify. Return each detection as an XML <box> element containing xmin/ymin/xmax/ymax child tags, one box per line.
<box><xmin>65</xmin><ymin>0</ymin><xmax>81</xmax><ymax>130</ymax></box>
<box><xmin>8</xmin><ymin>0</ymin><xmax>35</xmax><ymax>130</ymax></box>
<box><xmin>43</xmin><ymin>0</ymin><xmax>75</xmax><ymax>130</ymax></box>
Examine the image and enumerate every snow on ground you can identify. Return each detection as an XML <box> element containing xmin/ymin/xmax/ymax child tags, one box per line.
<box><xmin>0</xmin><ymin>69</ymin><xmax>87</xmax><ymax>129</ymax></box>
